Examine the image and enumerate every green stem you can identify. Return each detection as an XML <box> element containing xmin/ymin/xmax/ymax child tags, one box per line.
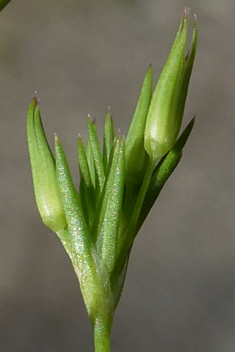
<box><xmin>112</xmin><ymin>158</ymin><xmax>156</xmax><ymax>284</ymax></box>
<box><xmin>127</xmin><ymin>158</ymin><xmax>156</xmax><ymax>237</ymax></box>
<box><xmin>93</xmin><ymin>315</ymin><xmax>112</xmax><ymax>352</ymax></box>
<box><xmin>122</xmin><ymin>159</ymin><xmax>156</xmax><ymax>250</ymax></box>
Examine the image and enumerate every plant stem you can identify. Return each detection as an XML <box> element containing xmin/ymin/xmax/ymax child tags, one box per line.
<box><xmin>111</xmin><ymin>158</ymin><xmax>156</xmax><ymax>287</ymax></box>
<box><xmin>127</xmin><ymin>158</ymin><xmax>156</xmax><ymax>238</ymax></box>
<box><xmin>93</xmin><ymin>315</ymin><xmax>112</xmax><ymax>352</ymax></box>
<box><xmin>117</xmin><ymin>160</ymin><xmax>156</xmax><ymax>262</ymax></box>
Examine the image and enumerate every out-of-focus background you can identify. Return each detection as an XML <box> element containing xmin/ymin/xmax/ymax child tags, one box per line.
<box><xmin>0</xmin><ymin>0</ymin><xmax>235</xmax><ymax>351</ymax></box>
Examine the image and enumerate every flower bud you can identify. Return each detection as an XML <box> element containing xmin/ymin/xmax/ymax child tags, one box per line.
<box><xmin>27</xmin><ymin>97</ymin><xmax>66</xmax><ymax>232</ymax></box>
<box><xmin>144</xmin><ymin>9</ymin><xmax>197</xmax><ymax>162</ymax></box>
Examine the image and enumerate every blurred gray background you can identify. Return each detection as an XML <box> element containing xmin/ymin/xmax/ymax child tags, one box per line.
<box><xmin>0</xmin><ymin>0</ymin><xmax>235</xmax><ymax>351</ymax></box>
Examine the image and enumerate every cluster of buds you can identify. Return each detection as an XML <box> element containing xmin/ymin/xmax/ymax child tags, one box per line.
<box><xmin>27</xmin><ymin>10</ymin><xmax>197</xmax><ymax>352</ymax></box>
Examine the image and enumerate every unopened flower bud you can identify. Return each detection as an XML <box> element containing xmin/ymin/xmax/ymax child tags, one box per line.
<box><xmin>27</xmin><ymin>97</ymin><xmax>66</xmax><ymax>232</ymax></box>
<box><xmin>144</xmin><ymin>9</ymin><xmax>197</xmax><ymax>162</ymax></box>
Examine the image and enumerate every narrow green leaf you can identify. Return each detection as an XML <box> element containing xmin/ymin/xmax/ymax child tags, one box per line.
<box><xmin>78</xmin><ymin>136</ymin><xmax>96</xmax><ymax>227</ymax></box>
<box><xmin>55</xmin><ymin>135</ymin><xmax>93</xmax><ymax>265</ymax></box>
<box><xmin>125</xmin><ymin>65</ymin><xmax>152</xmax><ymax>185</ymax></box>
<box><xmin>87</xmin><ymin>118</ymin><xmax>105</xmax><ymax>193</ymax></box>
<box><xmin>120</xmin><ymin>67</ymin><xmax>153</xmax><ymax>230</ymax></box>
<box><xmin>78</xmin><ymin>136</ymin><xmax>92</xmax><ymax>185</ymax></box>
<box><xmin>95</xmin><ymin>136</ymin><xmax>125</xmax><ymax>273</ymax></box>
<box><xmin>103</xmin><ymin>110</ymin><xmax>115</xmax><ymax>175</ymax></box>
<box><xmin>86</xmin><ymin>132</ymin><xmax>96</xmax><ymax>187</ymax></box>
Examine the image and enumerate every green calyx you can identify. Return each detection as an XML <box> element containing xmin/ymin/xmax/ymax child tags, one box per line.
<box><xmin>27</xmin><ymin>10</ymin><xmax>197</xmax><ymax>352</ymax></box>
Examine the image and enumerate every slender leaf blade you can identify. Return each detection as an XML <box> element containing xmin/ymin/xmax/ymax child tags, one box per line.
<box><xmin>87</xmin><ymin>118</ymin><xmax>105</xmax><ymax>194</ymax></box>
<box><xmin>78</xmin><ymin>136</ymin><xmax>96</xmax><ymax>226</ymax></box>
<box><xmin>103</xmin><ymin>110</ymin><xmax>115</xmax><ymax>175</ymax></box>
<box><xmin>95</xmin><ymin>136</ymin><xmax>125</xmax><ymax>273</ymax></box>
<box><xmin>55</xmin><ymin>135</ymin><xmax>93</xmax><ymax>266</ymax></box>
<box><xmin>125</xmin><ymin>65</ymin><xmax>152</xmax><ymax>185</ymax></box>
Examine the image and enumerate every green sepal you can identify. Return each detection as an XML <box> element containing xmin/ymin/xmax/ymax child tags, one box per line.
<box><xmin>139</xmin><ymin>117</ymin><xmax>195</xmax><ymax>230</ymax></box>
<box><xmin>87</xmin><ymin>118</ymin><xmax>105</xmax><ymax>195</ymax></box>
<box><xmin>27</xmin><ymin>98</ymin><xmax>66</xmax><ymax>233</ymax></box>
<box><xmin>95</xmin><ymin>136</ymin><xmax>125</xmax><ymax>274</ymax></box>
<box><xmin>0</xmin><ymin>0</ymin><xmax>11</xmax><ymax>12</ymax></box>
<box><xmin>78</xmin><ymin>136</ymin><xmax>96</xmax><ymax>227</ymax></box>
<box><xmin>144</xmin><ymin>10</ymin><xmax>192</xmax><ymax>162</ymax></box>
<box><xmin>125</xmin><ymin>65</ymin><xmax>152</xmax><ymax>185</ymax></box>
<box><xmin>103</xmin><ymin>110</ymin><xmax>115</xmax><ymax>176</ymax></box>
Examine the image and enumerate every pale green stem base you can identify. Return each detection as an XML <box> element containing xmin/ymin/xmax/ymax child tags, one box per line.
<box><xmin>93</xmin><ymin>315</ymin><xmax>112</xmax><ymax>352</ymax></box>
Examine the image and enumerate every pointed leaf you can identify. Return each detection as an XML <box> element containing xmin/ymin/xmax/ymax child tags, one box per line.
<box><xmin>78</xmin><ymin>136</ymin><xmax>96</xmax><ymax>226</ymax></box>
<box><xmin>86</xmin><ymin>131</ymin><xmax>96</xmax><ymax>187</ymax></box>
<box><xmin>87</xmin><ymin>118</ymin><xmax>105</xmax><ymax>194</ymax></box>
<box><xmin>125</xmin><ymin>65</ymin><xmax>152</xmax><ymax>185</ymax></box>
<box><xmin>103</xmin><ymin>110</ymin><xmax>115</xmax><ymax>175</ymax></box>
<box><xmin>95</xmin><ymin>136</ymin><xmax>125</xmax><ymax>273</ymax></box>
<box><xmin>55</xmin><ymin>135</ymin><xmax>93</xmax><ymax>267</ymax></box>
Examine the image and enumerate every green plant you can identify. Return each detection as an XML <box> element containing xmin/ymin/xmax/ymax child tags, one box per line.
<box><xmin>27</xmin><ymin>9</ymin><xmax>197</xmax><ymax>352</ymax></box>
